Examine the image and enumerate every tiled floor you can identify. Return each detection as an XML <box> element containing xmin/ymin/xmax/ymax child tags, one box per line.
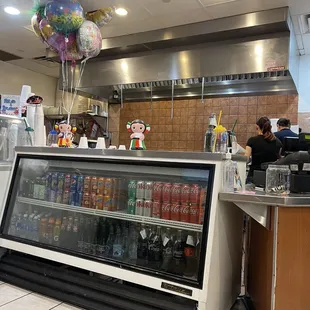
<box><xmin>0</xmin><ymin>282</ymin><xmax>82</xmax><ymax>310</ymax></box>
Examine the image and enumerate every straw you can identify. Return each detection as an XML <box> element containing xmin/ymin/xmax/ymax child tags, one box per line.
<box><xmin>231</xmin><ymin>119</ymin><xmax>238</xmax><ymax>133</ymax></box>
<box><xmin>212</xmin><ymin>110</ymin><xmax>222</xmax><ymax>153</ymax></box>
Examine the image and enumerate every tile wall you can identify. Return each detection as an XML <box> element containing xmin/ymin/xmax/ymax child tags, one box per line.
<box><xmin>110</xmin><ymin>94</ymin><xmax>298</xmax><ymax>151</ymax></box>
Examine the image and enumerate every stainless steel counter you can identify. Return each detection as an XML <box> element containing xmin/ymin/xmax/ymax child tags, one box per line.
<box><xmin>219</xmin><ymin>191</ymin><xmax>310</xmax><ymax>207</ymax></box>
<box><xmin>219</xmin><ymin>191</ymin><xmax>310</xmax><ymax>228</ymax></box>
<box><xmin>15</xmin><ymin>147</ymin><xmax>247</xmax><ymax>162</ymax></box>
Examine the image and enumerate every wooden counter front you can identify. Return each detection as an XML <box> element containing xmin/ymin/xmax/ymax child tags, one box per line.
<box><xmin>248</xmin><ymin>207</ymin><xmax>310</xmax><ymax>310</ymax></box>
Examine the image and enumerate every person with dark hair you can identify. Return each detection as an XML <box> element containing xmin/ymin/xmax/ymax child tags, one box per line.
<box><xmin>274</xmin><ymin>118</ymin><xmax>298</xmax><ymax>143</ymax></box>
<box><xmin>245</xmin><ymin>116</ymin><xmax>282</xmax><ymax>183</ymax></box>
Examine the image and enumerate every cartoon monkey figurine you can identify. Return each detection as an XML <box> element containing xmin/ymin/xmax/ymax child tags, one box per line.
<box><xmin>126</xmin><ymin>119</ymin><xmax>150</xmax><ymax>150</ymax></box>
<box><xmin>55</xmin><ymin>120</ymin><xmax>77</xmax><ymax>148</ymax></box>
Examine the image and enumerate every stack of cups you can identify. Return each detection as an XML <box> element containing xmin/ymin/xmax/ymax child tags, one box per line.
<box><xmin>96</xmin><ymin>137</ymin><xmax>106</xmax><ymax>149</ymax></box>
<box><xmin>20</xmin><ymin>86</ymin><xmax>32</xmax><ymax>118</ymax></box>
<box><xmin>78</xmin><ymin>137</ymin><xmax>88</xmax><ymax>149</ymax></box>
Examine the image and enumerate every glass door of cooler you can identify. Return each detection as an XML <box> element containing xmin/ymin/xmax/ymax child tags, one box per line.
<box><xmin>0</xmin><ymin>155</ymin><xmax>214</xmax><ymax>288</ymax></box>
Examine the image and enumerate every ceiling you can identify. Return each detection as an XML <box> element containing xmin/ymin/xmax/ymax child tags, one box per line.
<box><xmin>1</xmin><ymin>0</ymin><xmax>310</xmax><ymax>78</ymax></box>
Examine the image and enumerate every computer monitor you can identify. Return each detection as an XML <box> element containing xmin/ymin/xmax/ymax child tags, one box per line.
<box><xmin>282</xmin><ymin>136</ymin><xmax>299</xmax><ymax>155</ymax></box>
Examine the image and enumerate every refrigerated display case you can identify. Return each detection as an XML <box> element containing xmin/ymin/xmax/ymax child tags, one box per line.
<box><xmin>0</xmin><ymin>147</ymin><xmax>246</xmax><ymax>310</ymax></box>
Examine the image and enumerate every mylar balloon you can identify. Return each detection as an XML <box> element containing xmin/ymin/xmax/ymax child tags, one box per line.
<box><xmin>85</xmin><ymin>7</ymin><xmax>114</xmax><ymax>28</ymax></box>
<box><xmin>32</xmin><ymin>14</ymin><xmax>44</xmax><ymax>38</ymax></box>
<box><xmin>36</xmin><ymin>6</ymin><xmax>46</xmax><ymax>23</ymax></box>
<box><xmin>40</xmin><ymin>19</ymin><xmax>76</xmax><ymax>54</ymax></box>
<box><xmin>45</xmin><ymin>0</ymin><xmax>84</xmax><ymax>34</ymax></box>
<box><xmin>77</xmin><ymin>21</ymin><xmax>102</xmax><ymax>59</ymax></box>
<box><xmin>60</xmin><ymin>41</ymin><xmax>83</xmax><ymax>62</ymax></box>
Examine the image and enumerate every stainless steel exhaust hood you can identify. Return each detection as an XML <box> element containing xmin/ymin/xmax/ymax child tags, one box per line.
<box><xmin>63</xmin><ymin>7</ymin><xmax>299</xmax><ymax>101</ymax></box>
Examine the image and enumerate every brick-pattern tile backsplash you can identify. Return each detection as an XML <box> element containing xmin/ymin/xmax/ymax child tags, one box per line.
<box><xmin>117</xmin><ymin>95</ymin><xmax>298</xmax><ymax>152</ymax></box>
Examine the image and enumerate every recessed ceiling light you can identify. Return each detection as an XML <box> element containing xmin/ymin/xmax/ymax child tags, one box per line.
<box><xmin>4</xmin><ymin>7</ymin><xmax>20</xmax><ymax>15</ymax></box>
<box><xmin>115</xmin><ymin>8</ymin><xmax>128</xmax><ymax>16</ymax></box>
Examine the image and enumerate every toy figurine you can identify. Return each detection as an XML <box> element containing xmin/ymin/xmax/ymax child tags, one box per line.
<box><xmin>55</xmin><ymin>120</ymin><xmax>77</xmax><ymax>148</ymax></box>
<box><xmin>127</xmin><ymin>119</ymin><xmax>150</xmax><ymax>150</ymax></box>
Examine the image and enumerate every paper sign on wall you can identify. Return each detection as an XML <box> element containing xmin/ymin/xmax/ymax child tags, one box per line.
<box><xmin>1</xmin><ymin>95</ymin><xmax>20</xmax><ymax>115</ymax></box>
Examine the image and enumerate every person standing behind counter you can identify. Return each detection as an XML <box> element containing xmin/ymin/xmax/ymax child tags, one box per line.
<box><xmin>245</xmin><ymin>116</ymin><xmax>282</xmax><ymax>183</ymax></box>
<box><xmin>275</xmin><ymin>118</ymin><xmax>298</xmax><ymax>144</ymax></box>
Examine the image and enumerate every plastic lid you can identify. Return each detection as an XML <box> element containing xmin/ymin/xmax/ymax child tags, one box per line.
<box><xmin>49</xmin><ymin>130</ymin><xmax>57</xmax><ymax>135</ymax></box>
<box><xmin>225</xmin><ymin>152</ymin><xmax>232</xmax><ymax>160</ymax></box>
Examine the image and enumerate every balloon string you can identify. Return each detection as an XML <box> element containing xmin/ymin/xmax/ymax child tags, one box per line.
<box><xmin>68</xmin><ymin>58</ymin><xmax>88</xmax><ymax>123</ymax></box>
<box><xmin>61</xmin><ymin>60</ymin><xmax>66</xmax><ymax>114</ymax></box>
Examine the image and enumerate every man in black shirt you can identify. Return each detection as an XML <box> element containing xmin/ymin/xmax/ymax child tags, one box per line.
<box><xmin>275</xmin><ymin>118</ymin><xmax>298</xmax><ymax>144</ymax></box>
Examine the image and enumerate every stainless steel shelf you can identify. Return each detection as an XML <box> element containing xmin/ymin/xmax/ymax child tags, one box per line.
<box><xmin>18</xmin><ymin>197</ymin><xmax>203</xmax><ymax>232</ymax></box>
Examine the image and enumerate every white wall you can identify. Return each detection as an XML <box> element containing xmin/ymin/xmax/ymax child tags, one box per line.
<box><xmin>0</xmin><ymin>61</ymin><xmax>57</xmax><ymax>106</ymax></box>
<box><xmin>298</xmin><ymin>55</ymin><xmax>310</xmax><ymax>112</ymax></box>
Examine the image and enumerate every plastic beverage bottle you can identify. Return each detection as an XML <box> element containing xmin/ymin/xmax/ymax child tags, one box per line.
<box><xmin>9</xmin><ymin>215</ymin><xmax>17</xmax><ymax>236</ymax></box>
<box><xmin>127</xmin><ymin>225</ymin><xmax>138</xmax><ymax>264</ymax></box>
<box><xmin>60</xmin><ymin>217</ymin><xmax>68</xmax><ymax>248</ymax></box>
<box><xmin>96</xmin><ymin>217</ymin><xmax>106</xmax><ymax>256</ymax></box>
<box><xmin>148</xmin><ymin>226</ymin><xmax>163</xmax><ymax>269</ymax></box>
<box><xmin>162</xmin><ymin>228</ymin><xmax>173</xmax><ymax>272</ymax></box>
<box><xmin>137</xmin><ymin>224</ymin><xmax>148</xmax><ymax>266</ymax></box>
<box><xmin>53</xmin><ymin>218</ymin><xmax>61</xmax><ymax>247</ymax></box>
<box><xmin>32</xmin><ymin>215</ymin><xmax>40</xmax><ymax>242</ymax></box>
<box><xmin>106</xmin><ymin>223</ymin><xmax>115</xmax><ymax>258</ymax></box>
<box><xmin>39</xmin><ymin>218</ymin><xmax>48</xmax><ymax>243</ymax></box>
<box><xmin>223</xmin><ymin>153</ymin><xmax>235</xmax><ymax>192</ymax></box>
<box><xmin>171</xmin><ymin>230</ymin><xmax>186</xmax><ymax>275</ymax></box>
<box><xmin>113</xmin><ymin>226</ymin><xmax>124</xmax><ymax>260</ymax></box>
<box><xmin>184</xmin><ymin>234</ymin><xmax>198</xmax><ymax>277</ymax></box>
<box><xmin>77</xmin><ymin>216</ymin><xmax>85</xmax><ymax>252</ymax></box>
<box><xmin>47</xmin><ymin>217</ymin><xmax>55</xmax><ymax>245</ymax></box>
<box><xmin>72</xmin><ymin>218</ymin><xmax>79</xmax><ymax>250</ymax></box>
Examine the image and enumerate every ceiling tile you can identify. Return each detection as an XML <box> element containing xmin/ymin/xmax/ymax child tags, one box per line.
<box><xmin>142</xmin><ymin>0</ymin><xmax>202</xmax><ymax>16</ymax></box>
<box><xmin>199</xmin><ymin>0</ymin><xmax>238</xmax><ymax>7</ymax></box>
<box><xmin>288</xmin><ymin>0</ymin><xmax>310</xmax><ymax>16</ymax></box>
<box><xmin>204</xmin><ymin>0</ymin><xmax>288</xmax><ymax>19</ymax></box>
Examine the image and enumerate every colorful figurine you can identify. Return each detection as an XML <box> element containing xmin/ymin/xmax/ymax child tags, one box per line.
<box><xmin>55</xmin><ymin>120</ymin><xmax>77</xmax><ymax>148</ymax></box>
<box><xmin>127</xmin><ymin>119</ymin><xmax>150</xmax><ymax>150</ymax></box>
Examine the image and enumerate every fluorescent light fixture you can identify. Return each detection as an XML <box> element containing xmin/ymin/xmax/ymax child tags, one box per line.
<box><xmin>115</xmin><ymin>8</ymin><xmax>128</xmax><ymax>16</ymax></box>
<box><xmin>4</xmin><ymin>7</ymin><xmax>20</xmax><ymax>15</ymax></box>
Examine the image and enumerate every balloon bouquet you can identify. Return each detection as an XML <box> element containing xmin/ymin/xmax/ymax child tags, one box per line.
<box><xmin>31</xmin><ymin>0</ymin><xmax>114</xmax><ymax>146</ymax></box>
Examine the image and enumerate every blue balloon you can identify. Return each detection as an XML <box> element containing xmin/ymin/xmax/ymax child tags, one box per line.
<box><xmin>45</xmin><ymin>0</ymin><xmax>84</xmax><ymax>34</ymax></box>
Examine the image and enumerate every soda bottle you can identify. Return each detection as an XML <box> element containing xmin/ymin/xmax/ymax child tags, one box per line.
<box><xmin>60</xmin><ymin>217</ymin><xmax>68</xmax><ymax>248</ymax></box>
<box><xmin>77</xmin><ymin>216</ymin><xmax>84</xmax><ymax>252</ymax></box>
<box><xmin>122</xmin><ymin>224</ymin><xmax>129</xmax><ymax>259</ymax></box>
<box><xmin>15</xmin><ymin>213</ymin><xmax>22</xmax><ymax>237</ymax></box>
<box><xmin>161</xmin><ymin>228</ymin><xmax>173</xmax><ymax>272</ymax></box>
<box><xmin>47</xmin><ymin>217</ymin><xmax>55</xmax><ymax>245</ymax></box>
<box><xmin>171</xmin><ymin>230</ymin><xmax>185</xmax><ymax>275</ymax></box>
<box><xmin>66</xmin><ymin>216</ymin><xmax>73</xmax><ymax>250</ymax></box>
<box><xmin>112</xmin><ymin>226</ymin><xmax>124</xmax><ymax>260</ymax></box>
<box><xmin>105</xmin><ymin>223</ymin><xmax>115</xmax><ymax>258</ymax></box>
<box><xmin>32</xmin><ymin>215</ymin><xmax>40</xmax><ymax>242</ymax></box>
<box><xmin>97</xmin><ymin>218</ymin><xmax>107</xmax><ymax>257</ymax></box>
<box><xmin>137</xmin><ymin>224</ymin><xmax>148</xmax><ymax>266</ymax></box>
<box><xmin>53</xmin><ymin>218</ymin><xmax>61</xmax><ymax>247</ymax></box>
<box><xmin>83</xmin><ymin>217</ymin><xmax>91</xmax><ymax>254</ymax></box>
<box><xmin>148</xmin><ymin>226</ymin><xmax>163</xmax><ymax>269</ymax></box>
<box><xmin>72</xmin><ymin>218</ymin><xmax>79</xmax><ymax>250</ymax></box>
<box><xmin>20</xmin><ymin>212</ymin><xmax>29</xmax><ymax>239</ymax></box>
<box><xmin>184</xmin><ymin>234</ymin><xmax>198</xmax><ymax>278</ymax></box>
<box><xmin>9</xmin><ymin>214</ymin><xmax>17</xmax><ymax>236</ymax></box>
<box><xmin>127</xmin><ymin>225</ymin><xmax>138</xmax><ymax>264</ymax></box>
<box><xmin>39</xmin><ymin>218</ymin><xmax>48</xmax><ymax>243</ymax></box>
<box><xmin>91</xmin><ymin>217</ymin><xmax>99</xmax><ymax>255</ymax></box>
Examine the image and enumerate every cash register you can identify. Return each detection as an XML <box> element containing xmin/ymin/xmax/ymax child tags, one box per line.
<box><xmin>253</xmin><ymin>133</ymin><xmax>310</xmax><ymax>193</ymax></box>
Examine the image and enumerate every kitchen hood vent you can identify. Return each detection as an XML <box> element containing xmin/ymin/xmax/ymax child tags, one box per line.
<box><xmin>113</xmin><ymin>71</ymin><xmax>289</xmax><ymax>91</ymax></box>
<box><xmin>60</xmin><ymin>7</ymin><xmax>299</xmax><ymax>101</ymax></box>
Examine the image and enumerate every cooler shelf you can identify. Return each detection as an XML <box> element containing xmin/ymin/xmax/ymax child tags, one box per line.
<box><xmin>17</xmin><ymin>197</ymin><xmax>203</xmax><ymax>232</ymax></box>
